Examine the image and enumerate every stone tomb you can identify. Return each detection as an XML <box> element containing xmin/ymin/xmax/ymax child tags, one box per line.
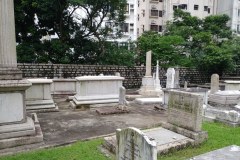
<box><xmin>51</xmin><ymin>79</ymin><xmax>77</xmax><ymax>97</ymax></box>
<box><xmin>224</xmin><ymin>80</ymin><xmax>240</xmax><ymax>91</ymax></box>
<box><xmin>162</xmin><ymin>90</ymin><xmax>208</xmax><ymax>144</ymax></box>
<box><xmin>189</xmin><ymin>145</ymin><xmax>240</xmax><ymax>160</ymax></box>
<box><xmin>208</xmin><ymin>90</ymin><xmax>240</xmax><ymax>107</ymax></box>
<box><xmin>116</xmin><ymin>127</ymin><xmax>157</xmax><ymax>160</ymax></box>
<box><xmin>71</xmin><ymin>75</ymin><xmax>124</xmax><ymax>108</ymax></box>
<box><xmin>26</xmin><ymin>79</ymin><xmax>58</xmax><ymax>112</ymax></box>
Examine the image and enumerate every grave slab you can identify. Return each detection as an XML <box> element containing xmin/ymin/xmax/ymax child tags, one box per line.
<box><xmin>189</xmin><ymin>145</ymin><xmax>240</xmax><ymax>160</ymax></box>
<box><xmin>134</xmin><ymin>98</ymin><xmax>162</xmax><ymax>105</ymax></box>
<box><xmin>104</xmin><ymin>127</ymin><xmax>194</xmax><ymax>155</ymax></box>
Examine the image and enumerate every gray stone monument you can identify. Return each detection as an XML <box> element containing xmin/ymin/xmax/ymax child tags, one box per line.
<box><xmin>0</xmin><ymin>0</ymin><xmax>43</xmax><ymax>149</ymax></box>
<box><xmin>118</xmin><ymin>86</ymin><xmax>129</xmax><ymax>110</ymax></box>
<box><xmin>210</xmin><ymin>74</ymin><xmax>219</xmax><ymax>94</ymax></box>
<box><xmin>139</xmin><ymin>51</ymin><xmax>155</xmax><ymax>96</ymax></box>
<box><xmin>116</xmin><ymin>127</ymin><xmax>157</xmax><ymax>160</ymax></box>
<box><xmin>162</xmin><ymin>90</ymin><xmax>208</xmax><ymax>144</ymax></box>
<box><xmin>166</xmin><ymin>68</ymin><xmax>175</xmax><ymax>88</ymax></box>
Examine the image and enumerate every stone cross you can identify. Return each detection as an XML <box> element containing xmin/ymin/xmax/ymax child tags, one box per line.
<box><xmin>210</xmin><ymin>74</ymin><xmax>219</xmax><ymax>94</ymax></box>
<box><xmin>145</xmin><ymin>51</ymin><xmax>152</xmax><ymax>77</ymax></box>
<box><xmin>116</xmin><ymin>127</ymin><xmax>157</xmax><ymax>160</ymax></box>
<box><xmin>166</xmin><ymin>68</ymin><xmax>175</xmax><ymax>88</ymax></box>
<box><xmin>0</xmin><ymin>0</ymin><xmax>22</xmax><ymax>80</ymax></box>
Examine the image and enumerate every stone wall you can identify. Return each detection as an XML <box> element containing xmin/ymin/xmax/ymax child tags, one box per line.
<box><xmin>17</xmin><ymin>64</ymin><xmax>211</xmax><ymax>89</ymax></box>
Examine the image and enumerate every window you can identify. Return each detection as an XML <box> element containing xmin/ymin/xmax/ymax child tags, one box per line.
<box><xmin>173</xmin><ymin>5</ymin><xmax>178</xmax><ymax>10</ymax></box>
<box><xmin>150</xmin><ymin>25</ymin><xmax>163</xmax><ymax>32</ymax></box>
<box><xmin>137</xmin><ymin>28</ymin><xmax>139</xmax><ymax>35</ymax></box>
<box><xmin>121</xmin><ymin>23</ymin><xmax>129</xmax><ymax>32</ymax></box>
<box><xmin>238</xmin><ymin>9</ymin><xmax>240</xmax><ymax>17</ymax></box>
<box><xmin>151</xmin><ymin>9</ymin><xmax>159</xmax><ymax>17</ymax></box>
<box><xmin>142</xmin><ymin>9</ymin><xmax>145</xmax><ymax>17</ymax></box>
<box><xmin>159</xmin><ymin>25</ymin><xmax>163</xmax><ymax>32</ymax></box>
<box><xmin>208</xmin><ymin>8</ymin><xmax>211</xmax><ymax>13</ymax></box>
<box><xmin>159</xmin><ymin>0</ymin><xmax>163</xmax><ymax>2</ymax></box>
<box><xmin>150</xmin><ymin>25</ymin><xmax>158</xmax><ymax>32</ymax></box>
<box><xmin>142</xmin><ymin>25</ymin><xmax>145</xmax><ymax>32</ymax></box>
<box><xmin>138</xmin><ymin>0</ymin><xmax>140</xmax><ymax>7</ymax></box>
<box><xmin>159</xmin><ymin>10</ymin><xmax>163</xmax><ymax>17</ymax></box>
<box><xmin>194</xmin><ymin>5</ymin><xmax>199</xmax><ymax>10</ymax></box>
<box><xmin>204</xmin><ymin>6</ymin><xmax>208</xmax><ymax>11</ymax></box>
<box><xmin>138</xmin><ymin>14</ymin><xmax>140</xmax><ymax>21</ymax></box>
<box><xmin>125</xmin><ymin>4</ymin><xmax>129</xmax><ymax>13</ymax></box>
<box><xmin>237</xmin><ymin>25</ymin><xmax>240</xmax><ymax>33</ymax></box>
<box><xmin>179</xmin><ymin>4</ymin><xmax>187</xmax><ymax>10</ymax></box>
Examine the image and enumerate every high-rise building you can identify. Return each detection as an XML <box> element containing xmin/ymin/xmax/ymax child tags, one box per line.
<box><xmin>215</xmin><ymin>0</ymin><xmax>240</xmax><ymax>34</ymax></box>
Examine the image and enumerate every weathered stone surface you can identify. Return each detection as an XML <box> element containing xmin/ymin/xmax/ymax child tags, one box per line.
<box><xmin>210</xmin><ymin>74</ymin><xmax>219</xmax><ymax>94</ymax></box>
<box><xmin>116</xmin><ymin>127</ymin><xmax>157</xmax><ymax>160</ymax></box>
<box><xmin>189</xmin><ymin>145</ymin><xmax>240</xmax><ymax>160</ymax></box>
<box><xmin>71</xmin><ymin>76</ymin><xmax>124</xmax><ymax>107</ymax></box>
<box><xmin>145</xmin><ymin>51</ymin><xmax>152</xmax><ymax>77</ymax></box>
<box><xmin>166</xmin><ymin>68</ymin><xmax>175</xmax><ymax>88</ymax></box>
<box><xmin>168</xmin><ymin>90</ymin><xmax>204</xmax><ymax>132</ymax></box>
<box><xmin>224</xmin><ymin>80</ymin><xmax>240</xmax><ymax>90</ymax></box>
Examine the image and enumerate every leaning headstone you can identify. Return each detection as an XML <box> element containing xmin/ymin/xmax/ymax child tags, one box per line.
<box><xmin>184</xmin><ymin>81</ymin><xmax>188</xmax><ymax>89</ymax></box>
<box><xmin>116</xmin><ymin>127</ymin><xmax>157</xmax><ymax>160</ymax></box>
<box><xmin>210</xmin><ymin>74</ymin><xmax>219</xmax><ymax>94</ymax></box>
<box><xmin>166</xmin><ymin>68</ymin><xmax>175</xmax><ymax>88</ymax></box>
<box><xmin>119</xmin><ymin>86</ymin><xmax>129</xmax><ymax>107</ymax></box>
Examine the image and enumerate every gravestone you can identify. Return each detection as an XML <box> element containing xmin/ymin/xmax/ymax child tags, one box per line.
<box><xmin>210</xmin><ymin>74</ymin><xmax>219</xmax><ymax>94</ymax></box>
<box><xmin>174</xmin><ymin>68</ymin><xmax>180</xmax><ymax>88</ymax></box>
<box><xmin>168</xmin><ymin>90</ymin><xmax>203</xmax><ymax>132</ymax></box>
<box><xmin>116</xmin><ymin>127</ymin><xmax>157</xmax><ymax>160</ymax></box>
<box><xmin>166</xmin><ymin>68</ymin><xmax>175</xmax><ymax>88</ymax></box>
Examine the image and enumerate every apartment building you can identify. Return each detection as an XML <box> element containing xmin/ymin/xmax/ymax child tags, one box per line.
<box><xmin>135</xmin><ymin>0</ymin><xmax>215</xmax><ymax>37</ymax></box>
<box><xmin>215</xmin><ymin>0</ymin><xmax>240</xmax><ymax>33</ymax></box>
<box><xmin>137</xmin><ymin>0</ymin><xmax>164</xmax><ymax>36</ymax></box>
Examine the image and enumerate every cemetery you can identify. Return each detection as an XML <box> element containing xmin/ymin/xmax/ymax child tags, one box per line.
<box><xmin>1</xmin><ymin>0</ymin><xmax>240</xmax><ymax>160</ymax></box>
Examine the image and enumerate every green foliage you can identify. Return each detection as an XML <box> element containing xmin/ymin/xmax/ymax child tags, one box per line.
<box><xmin>14</xmin><ymin>0</ymin><xmax>127</xmax><ymax>64</ymax></box>
<box><xmin>166</xmin><ymin>9</ymin><xmax>234</xmax><ymax>75</ymax></box>
<box><xmin>137</xmin><ymin>31</ymin><xmax>191</xmax><ymax>68</ymax></box>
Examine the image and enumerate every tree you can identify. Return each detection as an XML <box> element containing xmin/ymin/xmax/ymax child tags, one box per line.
<box><xmin>14</xmin><ymin>0</ymin><xmax>127</xmax><ymax>64</ymax></box>
<box><xmin>166</xmin><ymin>9</ymin><xmax>234</xmax><ymax>75</ymax></box>
<box><xmin>137</xmin><ymin>31</ymin><xmax>191</xmax><ymax>68</ymax></box>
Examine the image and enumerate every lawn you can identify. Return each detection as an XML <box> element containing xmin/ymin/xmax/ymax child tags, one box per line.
<box><xmin>0</xmin><ymin>122</ymin><xmax>240</xmax><ymax>160</ymax></box>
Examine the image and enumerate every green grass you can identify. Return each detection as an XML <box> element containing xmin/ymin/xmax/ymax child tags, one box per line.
<box><xmin>0</xmin><ymin>139</ymin><xmax>110</xmax><ymax>160</ymax></box>
<box><xmin>0</xmin><ymin>122</ymin><xmax>240</xmax><ymax>160</ymax></box>
<box><xmin>158</xmin><ymin>122</ymin><xmax>240</xmax><ymax>160</ymax></box>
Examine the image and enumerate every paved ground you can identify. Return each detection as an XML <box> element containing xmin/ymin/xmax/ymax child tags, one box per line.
<box><xmin>0</xmin><ymin>91</ymin><xmax>167</xmax><ymax>156</ymax></box>
<box><xmin>39</xmin><ymin>98</ymin><xmax>167</xmax><ymax>146</ymax></box>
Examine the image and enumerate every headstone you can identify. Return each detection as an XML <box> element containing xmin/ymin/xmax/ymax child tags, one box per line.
<box><xmin>119</xmin><ymin>86</ymin><xmax>128</xmax><ymax>106</ymax></box>
<box><xmin>116</xmin><ymin>127</ymin><xmax>157</xmax><ymax>160</ymax></box>
<box><xmin>174</xmin><ymin>67</ymin><xmax>180</xmax><ymax>88</ymax></box>
<box><xmin>166</xmin><ymin>68</ymin><xmax>175</xmax><ymax>88</ymax></box>
<box><xmin>145</xmin><ymin>51</ymin><xmax>152</xmax><ymax>77</ymax></box>
<box><xmin>115</xmin><ymin>72</ymin><xmax>121</xmax><ymax>77</ymax></box>
<box><xmin>210</xmin><ymin>74</ymin><xmax>219</xmax><ymax>94</ymax></box>
<box><xmin>168</xmin><ymin>90</ymin><xmax>204</xmax><ymax>132</ymax></box>
<box><xmin>184</xmin><ymin>81</ymin><xmax>188</xmax><ymax>89</ymax></box>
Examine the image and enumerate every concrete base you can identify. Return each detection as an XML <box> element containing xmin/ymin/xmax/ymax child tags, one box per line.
<box><xmin>139</xmin><ymin>76</ymin><xmax>160</xmax><ymax>96</ymax></box>
<box><xmin>70</xmin><ymin>95</ymin><xmax>119</xmax><ymax>109</ymax></box>
<box><xmin>134</xmin><ymin>98</ymin><xmax>162</xmax><ymax>105</ymax></box>
<box><xmin>26</xmin><ymin>100</ymin><xmax>59</xmax><ymax>112</ymax></box>
<box><xmin>189</xmin><ymin>145</ymin><xmax>240</xmax><ymax>160</ymax></box>
<box><xmin>161</xmin><ymin>122</ymin><xmax>208</xmax><ymax>144</ymax></box>
<box><xmin>104</xmin><ymin>127</ymin><xmax>194</xmax><ymax>155</ymax></box>
<box><xmin>0</xmin><ymin>113</ymin><xmax>43</xmax><ymax>150</ymax></box>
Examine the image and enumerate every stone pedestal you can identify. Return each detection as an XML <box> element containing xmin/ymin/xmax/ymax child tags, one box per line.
<box><xmin>0</xmin><ymin>0</ymin><xmax>43</xmax><ymax>149</ymax></box>
<box><xmin>26</xmin><ymin>79</ymin><xmax>58</xmax><ymax>112</ymax></box>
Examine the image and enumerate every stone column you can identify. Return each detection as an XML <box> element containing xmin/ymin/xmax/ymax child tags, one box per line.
<box><xmin>0</xmin><ymin>0</ymin><xmax>22</xmax><ymax>79</ymax></box>
<box><xmin>210</xmin><ymin>74</ymin><xmax>219</xmax><ymax>94</ymax></box>
<box><xmin>145</xmin><ymin>51</ymin><xmax>152</xmax><ymax>77</ymax></box>
<box><xmin>155</xmin><ymin>60</ymin><xmax>162</xmax><ymax>90</ymax></box>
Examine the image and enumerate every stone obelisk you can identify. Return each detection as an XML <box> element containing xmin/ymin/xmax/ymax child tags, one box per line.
<box><xmin>139</xmin><ymin>51</ymin><xmax>155</xmax><ymax>96</ymax></box>
<box><xmin>0</xmin><ymin>0</ymin><xmax>42</xmax><ymax>149</ymax></box>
